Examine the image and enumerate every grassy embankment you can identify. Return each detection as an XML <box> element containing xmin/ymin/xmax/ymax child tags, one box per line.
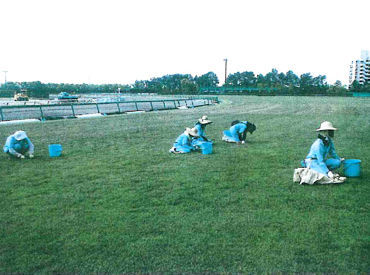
<box><xmin>0</xmin><ymin>96</ymin><xmax>369</xmax><ymax>273</ymax></box>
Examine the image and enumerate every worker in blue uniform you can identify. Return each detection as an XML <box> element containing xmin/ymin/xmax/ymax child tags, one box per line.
<box><xmin>222</xmin><ymin>120</ymin><xmax>256</xmax><ymax>144</ymax></box>
<box><xmin>169</xmin><ymin>127</ymin><xmax>199</xmax><ymax>154</ymax></box>
<box><xmin>304</xmin><ymin>121</ymin><xmax>345</xmax><ymax>179</ymax></box>
<box><xmin>192</xmin><ymin>115</ymin><xmax>212</xmax><ymax>147</ymax></box>
<box><xmin>3</xmin><ymin>130</ymin><xmax>34</xmax><ymax>159</ymax></box>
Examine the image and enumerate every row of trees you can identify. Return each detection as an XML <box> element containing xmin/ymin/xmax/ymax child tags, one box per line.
<box><xmin>0</xmin><ymin>82</ymin><xmax>131</xmax><ymax>98</ymax></box>
<box><xmin>131</xmin><ymin>72</ymin><xmax>219</xmax><ymax>94</ymax></box>
<box><xmin>0</xmin><ymin>69</ymin><xmax>368</xmax><ymax>98</ymax></box>
<box><xmin>224</xmin><ymin>69</ymin><xmax>332</xmax><ymax>94</ymax></box>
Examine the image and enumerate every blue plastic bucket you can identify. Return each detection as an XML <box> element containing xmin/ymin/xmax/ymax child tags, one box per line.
<box><xmin>343</xmin><ymin>159</ymin><xmax>361</xmax><ymax>177</ymax></box>
<box><xmin>49</xmin><ymin>144</ymin><xmax>62</xmax><ymax>157</ymax></box>
<box><xmin>200</xmin><ymin>142</ymin><xmax>213</xmax><ymax>155</ymax></box>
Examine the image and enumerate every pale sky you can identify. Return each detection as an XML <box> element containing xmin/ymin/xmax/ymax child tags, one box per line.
<box><xmin>0</xmin><ymin>0</ymin><xmax>369</xmax><ymax>86</ymax></box>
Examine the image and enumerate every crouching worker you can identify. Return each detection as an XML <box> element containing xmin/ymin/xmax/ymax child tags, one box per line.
<box><xmin>169</xmin><ymin>127</ymin><xmax>199</xmax><ymax>154</ymax></box>
<box><xmin>222</xmin><ymin>120</ymin><xmax>256</xmax><ymax>144</ymax></box>
<box><xmin>295</xmin><ymin>121</ymin><xmax>346</xmax><ymax>184</ymax></box>
<box><xmin>3</xmin><ymin>131</ymin><xmax>34</xmax><ymax>159</ymax></box>
<box><xmin>192</xmin><ymin>115</ymin><xmax>213</xmax><ymax>147</ymax></box>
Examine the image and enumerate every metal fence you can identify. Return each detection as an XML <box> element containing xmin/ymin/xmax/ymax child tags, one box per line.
<box><xmin>0</xmin><ymin>97</ymin><xmax>218</xmax><ymax>121</ymax></box>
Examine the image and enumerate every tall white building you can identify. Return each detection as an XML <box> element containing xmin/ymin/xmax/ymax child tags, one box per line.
<box><xmin>349</xmin><ymin>50</ymin><xmax>370</xmax><ymax>86</ymax></box>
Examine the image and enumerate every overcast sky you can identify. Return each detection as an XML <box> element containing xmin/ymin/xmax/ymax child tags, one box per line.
<box><xmin>0</xmin><ymin>0</ymin><xmax>369</xmax><ymax>86</ymax></box>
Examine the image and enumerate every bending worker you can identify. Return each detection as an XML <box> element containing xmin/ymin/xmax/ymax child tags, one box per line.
<box><xmin>3</xmin><ymin>130</ymin><xmax>34</xmax><ymax>159</ymax></box>
<box><xmin>304</xmin><ymin>121</ymin><xmax>345</xmax><ymax>180</ymax></box>
<box><xmin>169</xmin><ymin>127</ymin><xmax>199</xmax><ymax>154</ymax></box>
<box><xmin>192</xmin><ymin>115</ymin><xmax>213</xmax><ymax>147</ymax></box>
<box><xmin>222</xmin><ymin>120</ymin><xmax>256</xmax><ymax>144</ymax></box>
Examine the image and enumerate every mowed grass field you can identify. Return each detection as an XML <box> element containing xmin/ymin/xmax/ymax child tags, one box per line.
<box><xmin>0</xmin><ymin>96</ymin><xmax>369</xmax><ymax>273</ymax></box>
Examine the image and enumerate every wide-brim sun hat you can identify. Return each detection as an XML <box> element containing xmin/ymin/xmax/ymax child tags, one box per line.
<box><xmin>14</xmin><ymin>130</ymin><xmax>27</xmax><ymax>140</ymax></box>
<box><xmin>198</xmin><ymin>115</ymin><xmax>212</xmax><ymax>125</ymax></box>
<box><xmin>185</xmin><ymin>127</ymin><xmax>199</xmax><ymax>137</ymax></box>
<box><xmin>316</xmin><ymin>121</ymin><xmax>337</xmax><ymax>131</ymax></box>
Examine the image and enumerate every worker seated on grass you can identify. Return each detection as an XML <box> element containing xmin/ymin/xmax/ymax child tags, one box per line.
<box><xmin>192</xmin><ymin>115</ymin><xmax>213</xmax><ymax>147</ymax></box>
<box><xmin>222</xmin><ymin>120</ymin><xmax>256</xmax><ymax>144</ymax></box>
<box><xmin>169</xmin><ymin>127</ymin><xmax>199</xmax><ymax>154</ymax></box>
<box><xmin>3</xmin><ymin>130</ymin><xmax>34</xmax><ymax>159</ymax></box>
<box><xmin>302</xmin><ymin>121</ymin><xmax>346</xmax><ymax>183</ymax></box>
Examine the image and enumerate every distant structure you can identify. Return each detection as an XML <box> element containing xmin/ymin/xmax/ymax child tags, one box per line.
<box><xmin>349</xmin><ymin>50</ymin><xmax>370</xmax><ymax>86</ymax></box>
<box><xmin>2</xmin><ymin>70</ymin><xmax>8</xmax><ymax>85</ymax></box>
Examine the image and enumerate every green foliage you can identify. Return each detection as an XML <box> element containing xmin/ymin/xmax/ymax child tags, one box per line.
<box><xmin>194</xmin><ymin>72</ymin><xmax>219</xmax><ymax>88</ymax></box>
<box><xmin>350</xmin><ymin>80</ymin><xmax>370</xmax><ymax>92</ymax></box>
<box><xmin>0</xmin><ymin>68</ymin><xmax>353</xmax><ymax>97</ymax></box>
<box><xmin>0</xmin><ymin>82</ymin><xmax>132</xmax><ymax>98</ymax></box>
<box><xmin>222</xmin><ymin>69</ymin><xmax>331</xmax><ymax>94</ymax></box>
<box><xmin>0</xmin><ymin>96</ymin><xmax>369</xmax><ymax>273</ymax></box>
<box><xmin>225</xmin><ymin>71</ymin><xmax>256</xmax><ymax>87</ymax></box>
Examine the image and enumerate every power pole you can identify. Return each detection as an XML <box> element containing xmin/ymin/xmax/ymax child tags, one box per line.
<box><xmin>3</xmin><ymin>71</ymin><xmax>8</xmax><ymax>84</ymax></box>
<box><xmin>223</xmin><ymin>59</ymin><xmax>228</xmax><ymax>84</ymax></box>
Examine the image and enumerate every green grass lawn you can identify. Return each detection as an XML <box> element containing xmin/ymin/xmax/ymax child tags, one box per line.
<box><xmin>0</xmin><ymin>96</ymin><xmax>369</xmax><ymax>273</ymax></box>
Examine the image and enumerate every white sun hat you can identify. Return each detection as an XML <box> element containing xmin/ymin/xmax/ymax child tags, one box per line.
<box><xmin>14</xmin><ymin>130</ymin><xmax>28</xmax><ymax>140</ymax></box>
<box><xmin>198</xmin><ymin>115</ymin><xmax>212</xmax><ymax>125</ymax></box>
<box><xmin>316</xmin><ymin>121</ymin><xmax>337</xmax><ymax>132</ymax></box>
<box><xmin>185</xmin><ymin>127</ymin><xmax>199</xmax><ymax>137</ymax></box>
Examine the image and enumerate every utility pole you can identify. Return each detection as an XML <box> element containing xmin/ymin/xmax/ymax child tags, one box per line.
<box><xmin>223</xmin><ymin>59</ymin><xmax>228</xmax><ymax>84</ymax></box>
<box><xmin>3</xmin><ymin>71</ymin><xmax>8</xmax><ymax>84</ymax></box>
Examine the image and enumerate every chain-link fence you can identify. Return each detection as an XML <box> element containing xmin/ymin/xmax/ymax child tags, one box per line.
<box><xmin>0</xmin><ymin>97</ymin><xmax>218</xmax><ymax>121</ymax></box>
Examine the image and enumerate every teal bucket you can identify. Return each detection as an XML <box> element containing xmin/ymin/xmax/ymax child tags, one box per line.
<box><xmin>343</xmin><ymin>159</ymin><xmax>361</xmax><ymax>177</ymax></box>
<box><xmin>49</xmin><ymin>144</ymin><xmax>62</xmax><ymax>157</ymax></box>
<box><xmin>200</xmin><ymin>142</ymin><xmax>213</xmax><ymax>155</ymax></box>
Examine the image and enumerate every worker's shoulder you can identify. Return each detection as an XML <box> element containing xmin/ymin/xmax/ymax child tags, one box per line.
<box><xmin>6</xmin><ymin>135</ymin><xmax>15</xmax><ymax>141</ymax></box>
<box><xmin>312</xmin><ymin>138</ymin><xmax>323</xmax><ymax>146</ymax></box>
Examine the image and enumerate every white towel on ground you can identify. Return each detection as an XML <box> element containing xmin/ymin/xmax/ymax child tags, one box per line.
<box><xmin>293</xmin><ymin>168</ymin><xmax>334</xmax><ymax>185</ymax></box>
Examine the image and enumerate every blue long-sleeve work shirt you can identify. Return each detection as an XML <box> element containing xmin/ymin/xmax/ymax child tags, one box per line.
<box><xmin>231</xmin><ymin>123</ymin><xmax>247</xmax><ymax>136</ymax></box>
<box><xmin>3</xmin><ymin>135</ymin><xmax>34</xmax><ymax>156</ymax></box>
<box><xmin>305</xmin><ymin>137</ymin><xmax>340</xmax><ymax>174</ymax></box>
<box><xmin>173</xmin><ymin>133</ymin><xmax>194</xmax><ymax>153</ymax></box>
<box><xmin>194</xmin><ymin>123</ymin><xmax>205</xmax><ymax>138</ymax></box>
<box><xmin>229</xmin><ymin>123</ymin><xmax>247</xmax><ymax>141</ymax></box>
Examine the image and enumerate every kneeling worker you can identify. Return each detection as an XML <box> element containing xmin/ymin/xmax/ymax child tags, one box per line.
<box><xmin>169</xmin><ymin>127</ymin><xmax>199</xmax><ymax>154</ymax></box>
<box><xmin>304</xmin><ymin>121</ymin><xmax>345</xmax><ymax>182</ymax></box>
<box><xmin>3</xmin><ymin>130</ymin><xmax>34</xmax><ymax>159</ymax></box>
<box><xmin>222</xmin><ymin>120</ymin><xmax>256</xmax><ymax>144</ymax></box>
<box><xmin>192</xmin><ymin>115</ymin><xmax>213</xmax><ymax>147</ymax></box>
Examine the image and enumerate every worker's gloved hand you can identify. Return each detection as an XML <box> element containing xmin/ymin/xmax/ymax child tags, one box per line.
<box><xmin>340</xmin><ymin>158</ymin><xmax>345</xmax><ymax>162</ymax></box>
<box><xmin>29</xmin><ymin>154</ymin><xmax>34</xmax><ymax>159</ymax></box>
<box><xmin>328</xmin><ymin>171</ymin><xmax>334</xmax><ymax>178</ymax></box>
<box><xmin>18</xmin><ymin>154</ymin><xmax>25</xmax><ymax>159</ymax></box>
<box><xmin>241</xmin><ymin>141</ymin><xmax>245</xmax><ymax>144</ymax></box>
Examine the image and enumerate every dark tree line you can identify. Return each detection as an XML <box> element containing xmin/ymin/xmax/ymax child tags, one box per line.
<box><xmin>0</xmin><ymin>82</ymin><xmax>132</xmax><ymax>98</ymax></box>
<box><xmin>0</xmin><ymin>69</ymin><xmax>367</xmax><ymax>98</ymax></box>
<box><xmin>349</xmin><ymin>80</ymin><xmax>370</xmax><ymax>92</ymax></box>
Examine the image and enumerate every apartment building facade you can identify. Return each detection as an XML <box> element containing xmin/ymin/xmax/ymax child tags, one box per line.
<box><xmin>349</xmin><ymin>50</ymin><xmax>370</xmax><ymax>86</ymax></box>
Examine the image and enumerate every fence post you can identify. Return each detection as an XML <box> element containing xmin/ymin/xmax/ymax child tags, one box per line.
<box><xmin>173</xmin><ymin>100</ymin><xmax>176</xmax><ymax>108</ymax></box>
<box><xmin>185</xmin><ymin>100</ymin><xmax>188</xmax><ymax>107</ymax></box>
<box><xmin>71</xmin><ymin>104</ymin><xmax>75</xmax><ymax>117</ymax></box>
<box><xmin>39</xmin><ymin>106</ymin><xmax>44</xmax><ymax>119</ymax></box>
<box><xmin>116</xmin><ymin>102</ymin><xmax>121</xmax><ymax>113</ymax></box>
<box><xmin>96</xmin><ymin>103</ymin><xmax>100</xmax><ymax>113</ymax></box>
<box><xmin>0</xmin><ymin>107</ymin><xmax>3</xmax><ymax>121</ymax></box>
<box><xmin>150</xmin><ymin>101</ymin><xmax>154</xmax><ymax>111</ymax></box>
<box><xmin>135</xmin><ymin>101</ymin><xmax>139</xmax><ymax>111</ymax></box>
<box><xmin>163</xmin><ymin>101</ymin><xmax>166</xmax><ymax>109</ymax></box>
<box><xmin>191</xmin><ymin>99</ymin><xmax>194</xmax><ymax>107</ymax></box>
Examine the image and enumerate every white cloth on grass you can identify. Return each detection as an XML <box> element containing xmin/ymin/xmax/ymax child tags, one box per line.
<box><xmin>293</xmin><ymin>168</ymin><xmax>335</xmax><ymax>185</ymax></box>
